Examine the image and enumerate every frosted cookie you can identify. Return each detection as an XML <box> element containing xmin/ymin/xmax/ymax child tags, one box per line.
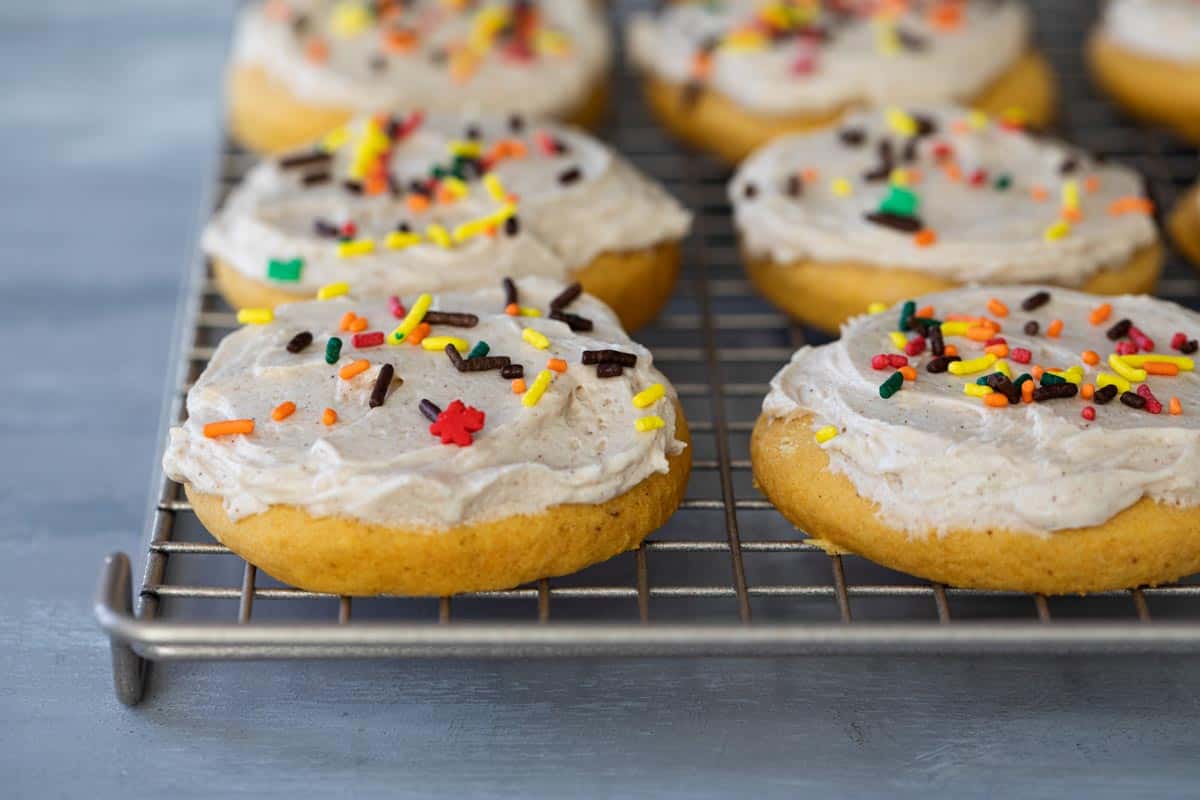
<box><xmin>229</xmin><ymin>0</ymin><xmax>612</xmax><ymax>153</ymax></box>
<box><xmin>730</xmin><ymin>106</ymin><xmax>1162</xmax><ymax>333</ymax></box>
<box><xmin>204</xmin><ymin>111</ymin><xmax>692</xmax><ymax>331</ymax></box>
<box><xmin>1088</xmin><ymin>0</ymin><xmax>1200</xmax><ymax>144</ymax></box>
<box><xmin>627</xmin><ymin>0</ymin><xmax>1056</xmax><ymax>163</ymax></box>
<box><xmin>753</xmin><ymin>286</ymin><xmax>1200</xmax><ymax>594</ymax></box>
<box><xmin>1169</xmin><ymin>180</ymin><xmax>1200</xmax><ymax>267</ymax></box>
<box><xmin>164</xmin><ymin>278</ymin><xmax>691</xmax><ymax>597</ymax></box>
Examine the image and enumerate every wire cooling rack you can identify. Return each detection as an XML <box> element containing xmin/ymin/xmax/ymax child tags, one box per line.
<box><xmin>96</xmin><ymin>0</ymin><xmax>1200</xmax><ymax>705</ymax></box>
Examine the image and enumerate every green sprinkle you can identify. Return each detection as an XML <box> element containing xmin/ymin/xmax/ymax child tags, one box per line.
<box><xmin>325</xmin><ymin>337</ymin><xmax>342</xmax><ymax>365</ymax></box>
<box><xmin>1014</xmin><ymin>373</ymin><xmax>1033</xmax><ymax>389</ymax></box>
<box><xmin>898</xmin><ymin>300</ymin><xmax>916</xmax><ymax>332</ymax></box>
<box><xmin>976</xmin><ymin>373</ymin><xmax>1001</xmax><ymax>386</ymax></box>
<box><xmin>880</xmin><ymin>186</ymin><xmax>919</xmax><ymax>217</ymax></box>
<box><xmin>994</xmin><ymin>174</ymin><xmax>1012</xmax><ymax>191</ymax></box>
<box><xmin>267</xmin><ymin>257</ymin><xmax>304</xmax><ymax>282</ymax></box>
<box><xmin>467</xmin><ymin>341</ymin><xmax>490</xmax><ymax>359</ymax></box>
<box><xmin>879</xmin><ymin>371</ymin><xmax>904</xmax><ymax>399</ymax></box>
<box><xmin>1040</xmin><ymin>372</ymin><xmax>1066</xmax><ymax>386</ymax></box>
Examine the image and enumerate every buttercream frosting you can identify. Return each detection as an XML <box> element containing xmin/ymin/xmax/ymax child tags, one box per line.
<box><xmin>731</xmin><ymin>106</ymin><xmax>1158</xmax><ymax>284</ymax></box>
<box><xmin>232</xmin><ymin>0</ymin><xmax>612</xmax><ymax>118</ymax></box>
<box><xmin>203</xmin><ymin>112</ymin><xmax>692</xmax><ymax>295</ymax></box>
<box><xmin>1102</xmin><ymin>0</ymin><xmax>1200</xmax><ymax>64</ymax></box>
<box><xmin>164</xmin><ymin>278</ymin><xmax>686</xmax><ymax>529</ymax></box>
<box><xmin>628</xmin><ymin>0</ymin><xmax>1031</xmax><ymax>114</ymax></box>
<box><xmin>763</xmin><ymin>286</ymin><xmax>1200</xmax><ymax>535</ymax></box>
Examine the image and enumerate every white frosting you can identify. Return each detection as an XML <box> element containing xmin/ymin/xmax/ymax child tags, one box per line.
<box><xmin>1103</xmin><ymin>0</ymin><xmax>1200</xmax><ymax>63</ymax></box>
<box><xmin>164</xmin><ymin>279</ymin><xmax>686</xmax><ymax>529</ymax></box>
<box><xmin>731</xmin><ymin>106</ymin><xmax>1158</xmax><ymax>284</ymax></box>
<box><xmin>763</xmin><ymin>286</ymin><xmax>1200</xmax><ymax>535</ymax></box>
<box><xmin>203</xmin><ymin>113</ymin><xmax>691</xmax><ymax>295</ymax></box>
<box><xmin>628</xmin><ymin>0</ymin><xmax>1031</xmax><ymax>114</ymax></box>
<box><xmin>233</xmin><ymin>0</ymin><xmax>612</xmax><ymax>117</ymax></box>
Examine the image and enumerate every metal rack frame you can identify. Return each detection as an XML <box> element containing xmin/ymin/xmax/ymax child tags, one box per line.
<box><xmin>95</xmin><ymin>0</ymin><xmax>1200</xmax><ymax>706</ymax></box>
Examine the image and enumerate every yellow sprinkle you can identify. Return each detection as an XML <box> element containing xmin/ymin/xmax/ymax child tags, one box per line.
<box><xmin>1117</xmin><ymin>353</ymin><xmax>1194</xmax><ymax>370</ymax></box>
<box><xmin>888</xmin><ymin>168</ymin><xmax>911</xmax><ymax>187</ymax></box>
<box><xmin>885</xmin><ymin>107</ymin><xmax>918</xmax><ymax>137</ymax></box>
<box><xmin>1097</xmin><ymin>372</ymin><xmax>1132</xmax><ymax>393</ymax></box>
<box><xmin>388</xmin><ymin>292</ymin><xmax>431</xmax><ymax>344</ymax></box>
<box><xmin>721</xmin><ymin>28</ymin><xmax>768</xmax><ymax>51</ymax></box>
<box><xmin>948</xmin><ymin>353</ymin><xmax>998</xmax><ymax>376</ymax></box>
<box><xmin>964</xmin><ymin>383</ymin><xmax>994</xmax><ymax>397</ymax></box>
<box><xmin>1047</xmin><ymin>365</ymin><xmax>1085</xmax><ymax>385</ymax></box>
<box><xmin>814</xmin><ymin>425</ymin><xmax>839</xmax><ymax>444</ymax></box>
<box><xmin>967</xmin><ymin>110</ymin><xmax>990</xmax><ymax>130</ymax></box>
<box><xmin>448</xmin><ymin>141</ymin><xmax>482</xmax><ymax>159</ymax></box>
<box><xmin>452</xmin><ymin>219</ymin><xmax>490</xmax><ymax>243</ymax></box>
<box><xmin>522</xmin><ymin>328</ymin><xmax>550</xmax><ymax>350</ymax></box>
<box><xmin>331</xmin><ymin>1</ymin><xmax>371</xmax><ymax>37</ymax></box>
<box><xmin>426</xmin><ymin>224</ymin><xmax>451</xmax><ymax>248</ymax></box>
<box><xmin>635</xmin><ymin>415</ymin><xmax>666</xmax><ymax>433</ymax></box>
<box><xmin>237</xmin><ymin>308</ymin><xmax>273</xmax><ymax>325</ymax></box>
<box><xmin>867</xmin><ymin>302</ymin><xmax>888</xmax><ymax>315</ymax></box>
<box><xmin>994</xmin><ymin>359</ymin><xmax>1012</xmax><ymax>378</ymax></box>
<box><xmin>940</xmin><ymin>321</ymin><xmax>969</xmax><ymax>336</ymax></box>
<box><xmin>442</xmin><ymin>177</ymin><xmax>469</xmax><ymax>199</ymax></box>
<box><xmin>317</xmin><ymin>282</ymin><xmax>350</xmax><ymax>300</ymax></box>
<box><xmin>1061</xmin><ymin>179</ymin><xmax>1080</xmax><ymax>211</ymax></box>
<box><xmin>483</xmin><ymin>174</ymin><xmax>509</xmax><ymax>203</ymax></box>
<box><xmin>1108</xmin><ymin>353</ymin><xmax>1147</xmax><ymax>383</ymax></box>
<box><xmin>522</xmin><ymin>369</ymin><xmax>554</xmax><ymax>408</ymax></box>
<box><xmin>1044</xmin><ymin>220</ymin><xmax>1071</xmax><ymax>242</ymax></box>
<box><xmin>422</xmin><ymin>336</ymin><xmax>470</xmax><ymax>352</ymax></box>
<box><xmin>320</xmin><ymin>126</ymin><xmax>350</xmax><ymax>152</ymax></box>
<box><xmin>337</xmin><ymin>238</ymin><xmax>376</xmax><ymax>258</ymax></box>
<box><xmin>632</xmin><ymin>383</ymin><xmax>666</xmax><ymax>409</ymax></box>
<box><xmin>888</xmin><ymin>331</ymin><xmax>908</xmax><ymax>350</ymax></box>
<box><xmin>385</xmin><ymin>231</ymin><xmax>422</xmax><ymax>250</ymax></box>
<box><xmin>874</xmin><ymin>19</ymin><xmax>900</xmax><ymax>55</ymax></box>
<box><xmin>483</xmin><ymin>203</ymin><xmax>518</xmax><ymax>226</ymax></box>
<box><xmin>518</xmin><ymin>307</ymin><xmax>542</xmax><ymax>318</ymax></box>
<box><xmin>831</xmin><ymin>177</ymin><xmax>853</xmax><ymax>197</ymax></box>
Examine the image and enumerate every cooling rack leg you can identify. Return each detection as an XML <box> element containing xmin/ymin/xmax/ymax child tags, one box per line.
<box><xmin>95</xmin><ymin>553</ymin><xmax>148</xmax><ymax>706</ymax></box>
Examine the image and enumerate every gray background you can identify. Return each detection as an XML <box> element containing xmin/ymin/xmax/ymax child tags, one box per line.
<box><xmin>4</xmin><ymin>2</ymin><xmax>1199</xmax><ymax>798</ymax></box>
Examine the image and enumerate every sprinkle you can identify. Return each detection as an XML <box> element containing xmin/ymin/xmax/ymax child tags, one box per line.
<box><xmin>1010</xmin><ymin>347</ymin><xmax>1032</xmax><ymax>364</ymax></box>
<box><xmin>348</xmin><ymin>316</ymin><xmax>368</xmax><ymax>333</ymax></box>
<box><xmin>926</xmin><ymin>355</ymin><xmax>960</xmax><ymax>373</ymax></box>
<box><xmin>1046</xmin><ymin>319</ymin><xmax>1063</xmax><ymax>338</ymax></box>
<box><xmin>203</xmin><ymin>419</ymin><xmax>254</xmax><ymax>438</ymax></box>
<box><xmin>423</xmin><ymin>311</ymin><xmax>479</xmax><ymax>328</ymax></box>
<box><xmin>1081</xmin><ymin>406</ymin><xmax>1096</xmax><ymax>421</ymax></box>
<box><xmin>1089</xmin><ymin>303</ymin><xmax>1112</xmax><ymax>326</ymax></box>
<box><xmin>1170</xmin><ymin>396</ymin><xmax>1183</xmax><ymax>415</ymax></box>
<box><xmin>429</xmin><ymin>400</ymin><xmax>485</xmax><ymax>446</ymax></box>
<box><xmin>1128</xmin><ymin>326</ymin><xmax>1156</xmax><ymax>352</ymax></box>
<box><xmin>831</xmin><ymin>177</ymin><xmax>853</xmax><ymax>197</ymax></box>
<box><xmin>325</xmin><ymin>337</ymin><xmax>342</xmax><ymax>364</ymax></box>
<box><xmin>369</xmin><ymin>364</ymin><xmax>395</xmax><ymax>408</ymax></box>
<box><xmin>286</xmin><ymin>331</ymin><xmax>313</xmax><ymax>354</ymax></box>
<box><xmin>1108</xmin><ymin>196</ymin><xmax>1154</xmax><ymax>216</ymax></box>
<box><xmin>522</xmin><ymin>369</ymin><xmax>554</xmax><ymax>407</ymax></box>
<box><xmin>271</xmin><ymin>402</ymin><xmax>296</xmax><ymax>422</ymax></box>
<box><xmin>987</xmin><ymin>298</ymin><xmax>1009</xmax><ymax>317</ymax></box>
<box><xmin>339</xmin><ymin>359</ymin><xmax>371</xmax><ymax>380</ymax></box>
<box><xmin>385</xmin><ymin>231</ymin><xmax>422</xmax><ymax>249</ymax></box>
<box><xmin>522</xmin><ymin>328</ymin><xmax>550</xmax><ymax>350</ymax></box>
<box><xmin>317</xmin><ymin>282</ymin><xmax>349</xmax><ymax>300</ymax></box>
<box><xmin>1097</xmin><ymin>372</ymin><xmax>1131</xmax><ymax>393</ymax></box>
<box><xmin>406</xmin><ymin>323</ymin><xmax>431</xmax><ymax>345</ymax></box>
<box><xmin>984</xmin><ymin>342</ymin><xmax>1009</xmax><ymax>358</ymax></box>
<box><xmin>467</xmin><ymin>341</ymin><xmax>490</xmax><ymax>360</ymax></box>
<box><xmin>867</xmin><ymin>302</ymin><xmax>888</xmax><ymax>315</ymax></box>
<box><xmin>1144</xmin><ymin>361</ymin><xmax>1180</xmax><ymax>377</ymax></box>
<box><xmin>389</xmin><ymin>293</ymin><xmax>432</xmax><ymax>343</ymax></box>
<box><xmin>888</xmin><ymin>331</ymin><xmax>908</xmax><ymax>350</ymax></box>
<box><xmin>885</xmin><ymin>107</ymin><xmax>919</xmax><ymax>137</ymax></box>
<box><xmin>1108</xmin><ymin>353</ymin><xmax>1147</xmax><ymax>383</ymax></box>
<box><xmin>519</xmin><ymin>307</ymin><xmax>542</xmax><ymax>317</ymax></box>
<box><xmin>1044</xmin><ymin>220</ymin><xmax>1071</xmax><ymax>241</ymax></box>
<box><xmin>948</xmin><ymin>353</ymin><xmax>997</xmax><ymax>376</ymax></box>
<box><xmin>994</xmin><ymin>360</ymin><xmax>1012</xmax><ymax>379</ymax></box>
<box><xmin>1119</xmin><ymin>354</ymin><xmax>1191</xmax><ymax>370</ymax></box>
<box><xmin>353</xmin><ymin>331</ymin><xmax>385</xmax><ymax>349</ymax></box>
<box><xmin>633</xmin><ymin>383</ymin><xmax>666</xmax><ymax>409</ymax></box>
<box><xmin>879</xmin><ymin>371</ymin><xmax>904</xmax><ymax>399</ymax></box>
<box><xmin>904</xmin><ymin>335</ymin><xmax>926</xmax><ymax>356</ymax></box>
<box><xmin>1106</xmin><ymin>318</ymin><xmax>1132</xmax><ymax>341</ymax></box>
<box><xmin>267</xmin><ymin>258</ymin><xmax>304</xmax><ymax>282</ymax></box>
<box><xmin>550</xmin><ymin>282</ymin><xmax>583</xmax><ymax>310</ymax></box>
<box><xmin>865</xmin><ymin>211</ymin><xmax>923</xmax><ymax>233</ymax></box>
<box><xmin>815</xmin><ymin>426</ymin><xmax>838</xmax><ymax>444</ymax></box>
<box><xmin>238</xmin><ymin>308</ymin><xmax>274</xmax><ymax>325</ymax></box>
<box><xmin>500</xmin><ymin>364</ymin><xmax>524</xmax><ymax>380</ymax></box>
<box><xmin>550</xmin><ymin>310</ymin><xmax>593</xmax><ymax>332</ymax></box>
<box><xmin>322</xmin><ymin>408</ymin><xmax>338</xmax><ymax>426</ymax></box>
<box><xmin>337</xmin><ymin>238</ymin><xmax>375</xmax><ymax>258</ymax></box>
<box><xmin>505</xmin><ymin>303</ymin><xmax>520</xmax><ymax>316</ymax></box>
<box><xmin>422</xmin><ymin>336</ymin><xmax>469</xmax><ymax>353</ymax></box>
<box><xmin>1040</xmin><ymin>372</ymin><xmax>1067</xmax><ymax>386</ymax></box>
<box><xmin>582</xmin><ymin>350</ymin><xmax>637</xmax><ymax>367</ymax></box>
<box><xmin>983</xmin><ymin>393</ymin><xmax>1009</xmax><ymax>408</ymax></box>
<box><xmin>965</xmin><ymin>326</ymin><xmax>996</xmax><ymax>342</ymax></box>
<box><xmin>419</xmin><ymin>399</ymin><xmax>442</xmax><ymax>423</ymax></box>
<box><xmin>964</xmin><ymin>383</ymin><xmax>993</xmax><ymax>397</ymax></box>
<box><xmin>547</xmin><ymin>358</ymin><xmax>568</xmax><ymax>374</ymax></box>
<box><xmin>1033</xmin><ymin>383</ymin><xmax>1078</xmax><ymax>402</ymax></box>
<box><xmin>914</xmin><ymin>228</ymin><xmax>937</xmax><ymax>247</ymax></box>
<box><xmin>1081</xmin><ymin>350</ymin><xmax>1100</xmax><ymax>366</ymax></box>
<box><xmin>1021</xmin><ymin>378</ymin><xmax>1035</xmax><ymax>403</ymax></box>
<box><xmin>1024</xmin><ymin>321</ymin><xmax>1040</xmax><ymax>336</ymax></box>
<box><xmin>1137</xmin><ymin>384</ymin><xmax>1163</xmax><ymax>414</ymax></box>
<box><xmin>1094</xmin><ymin>384</ymin><xmax>1119</xmax><ymax>404</ymax></box>
<box><xmin>1120</xmin><ymin>391</ymin><xmax>1147</xmax><ymax>410</ymax></box>
<box><xmin>1019</xmin><ymin>291</ymin><xmax>1050</xmax><ymax>313</ymax></box>
<box><xmin>1116</xmin><ymin>340</ymin><xmax>1139</xmax><ymax>356</ymax></box>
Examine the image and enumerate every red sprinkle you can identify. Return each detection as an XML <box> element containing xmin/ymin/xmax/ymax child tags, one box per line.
<box><xmin>904</xmin><ymin>336</ymin><xmax>926</xmax><ymax>356</ymax></box>
<box><xmin>1010</xmin><ymin>347</ymin><xmax>1032</xmax><ymax>364</ymax></box>
<box><xmin>388</xmin><ymin>296</ymin><xmax>406</xmax><ymax>318</ymax></box>
<box><xmin>1172</xmin><ymin>332</ymin><xmax>1188</xmax><ymax>350</ymax></box>
<box><xmin>1128</xmin><ymin>325</ymin><xmax>1154</xmax><ymax>352</ymax></box>
<box><xmin>353</xmin><ymin>331</ymin><xmax>385</xmax><ymax>348</ymax></box>
<box><xmin>969</xmin><ymin>169</ymin><xmax>988</xmax><ymax>186</ymax></box>
<box><xmin>887</xmin><ymin>354</ymin><xmax>909</xmax><ymax>368</ymax></box>
<box><xmin>984</xmin><ymin>336</ymin><xmax>1007</xmax><ymax>347</ymax></box>
<box><xmin>1137</xmin><ymin>384</ymin><xmax>1163</xmax><ymax>414</ymax></box>
<box><xmin>1081</xmin><ymin>406</ymin><xmax>1096</xmax><ymax>421</ymax></box>
<box><xmin>871</xmin><ymin>354</ymin><xmax>890</xmax><ymax>370</ymax></box>
<box><xmin>1115</xmin><ymin>341</ymin><xmax>1139</xmax><ymax>356</ymax></box>
<box><xmin>340</xmin><ymin>221</ymin><xmax>357</xmax><ymax>239</ymax></box>
<box><xmin>932</xmin><ymin>142</ymin><xmax>954</xmax><ymax>161</ymax></box>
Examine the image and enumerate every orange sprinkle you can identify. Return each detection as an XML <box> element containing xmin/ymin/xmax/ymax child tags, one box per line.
<box><xmin>986</xmin><ymin>298</ymin><xmax>1009</xmax><ymax>318</ymax></box>
<box><xmin>406</xmin><ymin>322</ymin><xmax>431</xmax><ymax>345</ymax></box>
<box><xmin>1170</xmin><ymin>396</ymin><xmax>1183</xmax><ymax>415</ymax></box>
<box><xmin>322</xmin><ymin>408</ymin><xmax>338</xmax><ymax>426</ymax></box>
<box><xmin>943</xmin><ymin>162</ymin><xmax>963</xmax><ymax>182</ymax></box>
<box><xmin>1030</xmin><ymin>186</ymin><xmax>1049</xmax><ymax>202</ymax></box>
<box><xmin>1021</xmin><ymin>379</ymin><xmax>1035</xmax><ymax>403</ymax></box>
<box><xmin>1032</xmin><ymin>365</ymin><xmax>1045</xmax><ymax>380</ymax></box>
<box><xmin>984</xmin><ymin>393</ymin><xmax>1009</xmax><ymax>408</ymax></box>
<box><xmin>203</xmin><ymin>419</ymin><xmax>255</xmax><ymax>438</ymax></box>
<box><xmin>1046</xmin><ymin>319</ymin><xmax>1063</xmax><ymax>338</ymax></box>
<box><xmin>547</xmin><ymin>358</ymin><xmax>568</xmax><ymax>373</ymax></box>
<box><xmin>406</xmin><ymin>194</ymin><xmax>431</xmax><ymax>213</ymax></box>
<box><xmin>271</xmin><ymin>401</ymin><xmax>297</xmax><ymax>422</ymax></box>
<box><xmin>944</xmin><ymin>344</ymin><xmax>958</xmax><ymax>357</ymax></box>
<box><xmin>339</xmin><ymin>311</ymin><xmax>358</xmax><ymax>332</ymax></box>
<box><xmin>802</xmin><ymin>167</ymin><xmax>820</xmax><ymax>182</ymax></box>
<box><xmin>907</xmin><ymin>168</ymin><xmax>923</xmax><ymax>184</ymax></box>
<box><xmin>505</xmin><ymin>303</ymin><xmax>520</xmax><ymax>316</ymax></box>
<box><xmin>511</xmin><ymin>379</ymin><xmax>527</xmax><ymax>394</ymax></box>
<box><xmin>383</xmin><ymin>29</ymin><xmax>418</xmax><ymax>54</ymax></box>
<box><xmin>349</xmin><ymin>316</ymin><xmax>369</xmax><ymax>333</ymax></box>
<box><xmin>435</xmin><ymin>185</ymin><xmax>458</xmax><ymax>205</ymax></box>
<box><xmin>339</xmin><ymin>359</ymin><xmax>370</xmax><ymax>380</ymax></box>
<box><xmin>1089</xmin><ymin>302</ymin><xmax>1112</xmax><ymax>325</ymax></box>
<box><xmin>899</xmin><ymin>365</ymin><xmax>917</xmax><ymax>381</ymax></box>
<box><xmin>304</xmin><ymin>37</ymin><xmax>329</xmax><ymax>64</ymax></box>
<box><xmin>1145</xmin><ymin>361</ymin><xmax>1180</xmax><ymax>376</ymax></box>
<box><xmin>985</xmin><ymin>343</ymin><xmax>1009</xmax><ymax>357</ymax></box>
<box><xmin>1081</xmin><ymin>383</ymin><xmax>1095</xmax><ymax>400</ymax></box>
<box><xmin>1084</xmin><ymin>176</ymin><xmax>1101</xmax><ymax>193</ymax></box>
<box><xmin>916</xmin><ymin>305</ymin><xmax>935</xmax><ymax>319</ymax></box>
<box><xmin>929</xmin><ymin>3</ymin><xmax>964</xmax><ymax>30</ymax></box>
<box><xmin>965</xmin><ymin>325</ymin><xmax>994</xmax><ymax>341</ymax></box>
<box><xmin>1061</xmin><ymin>207</ymin><xmax>1083</xmax><ymax>223</ymax></box>
<box><xmin>1081</xmin><ymin>350</ymin><xmax>1100</xmax><ymax>366</ymax></box>
<box><xmin>1109</xmin><ymin>196</ymin><xmax>1154</xmax><ymax>216</ymax></box>
<box><xmin>914</xmin><ymin>228</ymin><xmax>938</xmax><ymax>247</ymax></box>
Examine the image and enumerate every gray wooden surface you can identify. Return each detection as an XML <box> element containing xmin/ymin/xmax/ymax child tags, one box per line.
<box><xmin>4</xmin><ymin>3</ymin><xmax>1199</xmax><ymax>798</ymax></box>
